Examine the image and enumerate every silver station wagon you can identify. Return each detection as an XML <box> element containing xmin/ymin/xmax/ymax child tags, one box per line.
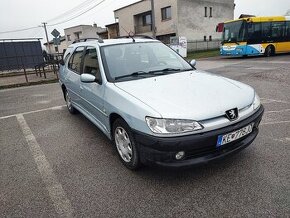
<box><xmin>59</xmin><ymin>36</ymin><xmax>264</xmax><ymax>170</ymax></box>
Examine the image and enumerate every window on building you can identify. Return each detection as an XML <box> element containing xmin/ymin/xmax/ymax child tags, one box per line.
<box><xmin>74</xmin><ymin>32</ymin><xmax>82</xmax><ymax>40</ymax></box>
<box><xmin>82</xmin><ymin>47</ymin><xmax>101</xmax><ymax>82</ymax></box>
<box><xmin>204</xmin><ymin>7</ymin><xmax>207</xmax><ymax>17</ymax></box>
<box><xmin>161</xmin><ymin>6</ymin><xmax>172</xmax><ymax>21</ymax></box>
<box><xmin>68</xmin><ymin>47</ymin><xmax>84</xmax><ymax>74</ymax></box>
<box><xmin>209</xmin><ymin>35</ymin><xmax>212</xmax><ymax>41</ymax></box>
<box><xmin>210</xmin><ymin>7</ymin><xmax>213</xmax><ymax>17</ymax></box>
<box><xmin>67</xmin><ymin>35</ymin><xmax>71</xmax><ymax>41</ymax></box>
<box><xmin>204</xmin><ymin>35</ymin><xmax>207</xmax><ymax>41</ymax></box>
<box><xmin>142</xmin><ymin>13</ymin><xmax>152</xmax><ymax>26</ymax></box>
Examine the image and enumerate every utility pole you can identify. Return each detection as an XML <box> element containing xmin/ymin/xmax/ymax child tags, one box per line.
<box><xmin>151</xmin><ymin>0</ymin><xmax>156</xmax><ymax>38</ymax></box>
<box><xmin>42</xmin><ymin>22</ymin><xmax>51</xmax><ymax>54</ymax></box>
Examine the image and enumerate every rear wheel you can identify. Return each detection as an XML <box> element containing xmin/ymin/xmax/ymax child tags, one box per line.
<box><xmin>113</xmin><ymin>118</ymin><xmax>140</xmax><ymax>170</ymax></box>
<box><xmin>264</xmin><ymin>45</ymin><xmax>275</xmax><ymax>57</ymax></box>
<box><xmin>65</xmin><ymin>90</ymin><xmax>77</xmax><ymax>114</ymax></box>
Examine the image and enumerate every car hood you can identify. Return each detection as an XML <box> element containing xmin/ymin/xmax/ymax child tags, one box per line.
<box><xmin>114</xmin><ymin>70</ymin><xmax>254</xmax><ymax>120</ymax></box>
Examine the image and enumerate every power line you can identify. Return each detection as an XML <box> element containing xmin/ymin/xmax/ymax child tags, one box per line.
<box><xmin>0</xmin><ymin>0</ymin><xmax>108</xmax><ymax>36</ymax></box>
<box><xmin>0</xmin><ymin>26</ymin><xmax>40</xmax><ymax>34</ymax></box>
<box><xmin>46</xmin><ymin>0</ymin><xmax>97</xmax><ymax>23</ymax></box>
<box><xmin>48</xmin><ymin>0</ymin><xmax>106</xmax><ymax>26</ymax></box>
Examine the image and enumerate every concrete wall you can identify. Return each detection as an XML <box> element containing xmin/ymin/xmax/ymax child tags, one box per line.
<box><xmin>177</xmin><ymin>0</ymin><xmax>234</xmax><ymax>41</ymax></box>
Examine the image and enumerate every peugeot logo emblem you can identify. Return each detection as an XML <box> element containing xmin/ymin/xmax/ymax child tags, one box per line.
<box><xmin>225</xmin><ymin>108</ymin><xmax>238</xmax><ymax>121</ymax></box>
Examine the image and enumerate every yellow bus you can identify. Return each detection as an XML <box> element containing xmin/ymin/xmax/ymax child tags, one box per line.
<box><xmin>220</xmin><ymin>16</ymin><xmax>290</xmax><ymax>57</ymax></box>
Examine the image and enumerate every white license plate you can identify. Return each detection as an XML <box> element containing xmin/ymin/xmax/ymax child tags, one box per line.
<box><xmin>217</xmin><ymin>123</ymin><xmax>254</xmax><ymax>147</ymax></box>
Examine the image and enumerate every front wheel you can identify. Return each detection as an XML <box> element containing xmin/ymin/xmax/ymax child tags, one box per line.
<box><xmin>113</xmin><ymin>119</ymin><xmax>140</xmax><ymax>170</ymax></box>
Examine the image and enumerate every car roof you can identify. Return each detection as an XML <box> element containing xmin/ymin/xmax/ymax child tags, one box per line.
<box><xmin>67</xmin><ymin>38</ymin><xmax>160</xmax><ymax>49</ymax></box>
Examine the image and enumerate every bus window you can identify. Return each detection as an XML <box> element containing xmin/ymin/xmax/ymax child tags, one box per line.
<box><xmin>261</xmin><ymin>22</ymin><xmax>272</xmax><ymax>42</ymax></box>
<box><xmin>247</xmin><ymin>22</ymin><xmax>261</xmax><ymax>44</ymax></box>
<box><xmin>285</xmin><ymin>21</ymin><xmax>290</xmax><ymax>39</ymax></box>
<box><xmin>272</xmin><ymin>22</ymin><xmax>285</xmax><ymax>41</ymax></box>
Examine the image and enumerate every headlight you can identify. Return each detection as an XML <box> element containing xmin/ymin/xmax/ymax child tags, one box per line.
<box><xmin>145</xmin><ymin>117</ymin><xmax>203</xmax><ymax>134</ymax></box>
<box><xmin>253</xmin><ymin>93</ymin><xmax>261</xmax><ymax>110</ymax></box>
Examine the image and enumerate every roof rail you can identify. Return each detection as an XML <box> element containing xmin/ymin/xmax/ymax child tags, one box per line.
<box><xmin>72</xmin><ymin>38</ymin><xmax>104</xmax><ymax>44</ymax></box>
<box><xmin>115</xmin><ymin>35</ymin><xmax>154</xmax><ymax>40</ymax></box>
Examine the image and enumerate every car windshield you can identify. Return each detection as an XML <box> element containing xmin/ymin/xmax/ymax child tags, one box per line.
<box><xmin>101</xmin><ymin>42</ymin><xmax>193</xmax><ymax>82</ymax></box>
<box><xmin>222</xmin><ymin>20</ymin><xmax>246</xmax><ymax>43</ymax></box>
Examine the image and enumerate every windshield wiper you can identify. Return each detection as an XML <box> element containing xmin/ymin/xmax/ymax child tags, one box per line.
<box><xmin>115</xmin><ymin>71</ymin><xmax>148</xmax><ymax>80</ymax></box>
<box><xmin>148</xmin><ymin>68</ymin><xmax>182</xmax><ymax>74</ymax></box>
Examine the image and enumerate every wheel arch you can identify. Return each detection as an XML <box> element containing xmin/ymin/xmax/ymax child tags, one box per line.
<box><xmin>109</xmin><ymin>113</ymin><xmax>125</xmax><ymax>138</ymax></box>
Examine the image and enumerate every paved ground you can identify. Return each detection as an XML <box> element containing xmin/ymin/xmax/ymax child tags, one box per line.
<box><xmin>0</xmin><ymin>54</ymin><xmax>289</xmax><ymax>217</ymax></box>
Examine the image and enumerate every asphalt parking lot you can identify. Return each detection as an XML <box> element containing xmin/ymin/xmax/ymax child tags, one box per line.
<box><xmin>1</xmin><ymin>54</ymin><xmax>289</xmax><ymax>217</ymax></box>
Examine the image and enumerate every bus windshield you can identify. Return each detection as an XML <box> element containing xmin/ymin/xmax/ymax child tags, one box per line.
<box><xmin>222</xmin><ymin>20</ymin><xmax>246</xmax><ymax>43</ymax></box>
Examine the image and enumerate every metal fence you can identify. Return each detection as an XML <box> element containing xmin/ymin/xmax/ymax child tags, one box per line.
<box><xmin>187</xmin><ymin>39</ymin><xmax>221</xmax><ymax>52</ymax></box>
<box><xmin>0</xmin><ymin>38</ymin><xmax>60</xmax><ymax>85</ymax></box>
<box><xmin>0</xmin><ymin>39</ymin><xmax>44</xmax><ymax>71</ymax></box>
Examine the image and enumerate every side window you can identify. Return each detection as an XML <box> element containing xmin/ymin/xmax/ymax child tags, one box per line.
<box><xmin>261</xmin><ymin>22</ymin><xmax>271</xmax><ymax>41</ymax></box>
<box><xmin>248</xmin><ymin>22</ymin><xmax>261</xmax><ymax>42</ymax></box>
<box><xmin>82</xmin><ymin>47</ymin><xmax>101</xmax><ymax>82</ymax></box>
<box><xmin>68</xmin><ymin>47</ymin><xmax>84</xmax><ymax>74</ymax></box>
<box><xmin>286</xmin><ymin>21</ymin><xmax>290</xmax><ymax>38</ymax></box>
<box><xmin>271</xmin><ymin>22</ymin><xmax>285</xmax><ymax>41</ymax></box>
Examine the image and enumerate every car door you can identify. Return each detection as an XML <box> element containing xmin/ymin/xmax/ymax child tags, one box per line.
<box><xmin>65</xmin><ymin>46</ymin><xmax>85</xmax><ymax>107</ymax></box>
<box><xmin>80</xmin><ymin>46</ymin><xmax>107</xmax><ymax>131</ymax></box>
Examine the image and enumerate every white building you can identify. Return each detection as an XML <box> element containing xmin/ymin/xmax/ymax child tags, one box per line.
<box><xmin>114</xmin><ymin>0</ymin><xmax>234</xmax><ymax>43</ymax></box>
<box><xmin>64</xmin><ymin>24</ymin><xmax>107</xmax><ymax>46</ymax></box>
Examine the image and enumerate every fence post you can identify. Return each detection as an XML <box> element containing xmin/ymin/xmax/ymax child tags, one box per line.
<box><xmin>23</xmin><ymin>67</ymin><xmax>28</xmax><ymax>83</ymax></box>
<box><xmin>20</xmin><ymin>56</ymin><xmax>28</xmax><ymax>83</ymax></box>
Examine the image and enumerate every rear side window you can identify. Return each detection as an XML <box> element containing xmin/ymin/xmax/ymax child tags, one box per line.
<box><xmin>68</xmin><ymin>47</ymin><xmax>84</xmax><ymax>74</ymax></box>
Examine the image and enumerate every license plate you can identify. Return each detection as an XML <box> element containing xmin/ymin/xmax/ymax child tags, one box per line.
<box><xmin>217</xmin><ymin>123</ymin><xmax>254</xmax><ymax>147</ymax></box>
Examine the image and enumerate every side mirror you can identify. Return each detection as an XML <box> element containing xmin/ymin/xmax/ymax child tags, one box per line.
<box><xmin>190</xmin><ymin>59</ymin><xmax>196</xmax><ymax>67</ymax></box>
<box><xmin>80</xmin><ymin>74</ymin><xmax>96</xmax><ymax>83</ymax></box>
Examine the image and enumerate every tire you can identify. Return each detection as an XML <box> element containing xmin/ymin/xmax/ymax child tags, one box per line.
<box><xmin>112</xmin><ymin>118</ymin><xmax>140</xmax><ymax>170</ymax></box>
<box><xmin>264</xmin><ymin>45</ymin><xmax>274</xmax><ymax>57</ymax></box>
<box><xmin>65</xmin><ymin>89</ymin><xmax>77</xmax><ymax>114</ymax></box>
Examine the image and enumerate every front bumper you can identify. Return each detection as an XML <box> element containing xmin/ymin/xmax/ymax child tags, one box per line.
<box><xmin>133</xmin><ymin>105</ymin><xmax>264</xmax><ymax>168</ymax></box>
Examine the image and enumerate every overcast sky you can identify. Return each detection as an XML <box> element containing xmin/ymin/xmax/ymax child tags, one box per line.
<box><xmin>0</xmin><ymin>0</ymin><xmax>289</xmax><ymax>41</ymax></box>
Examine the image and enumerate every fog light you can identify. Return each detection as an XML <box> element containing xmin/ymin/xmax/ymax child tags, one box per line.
<box><xmin>175</xmin><ymin>151</ymin><xmax>185</xmax><ymax>160</ymax></box>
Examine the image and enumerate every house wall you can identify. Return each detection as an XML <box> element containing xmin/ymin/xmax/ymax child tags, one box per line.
<box><xmin>177</xmin><ymin>0</ymin><xmax>234</xmax><ymax>41</ymax></box>
<box><xmin>115</xmin><ymin>0</ymin><xmax>177</xmax><ymax>37</ymax></box>
<box><xmin>115</xmin><ymin>0</ymin><xmax>234</xmax><ymax>44</ymax></box>
<box><xmin>115</xmin><ymin>0</ymin><xmax>151</xmax><ymax>36</ymax></box>
<box><xmin>107</xmin><ymin>24</ymin><xmax>119</xmax><ymax>39</ymax></box>
<box><xmin>64</xmin><ymin>25</ymin><xmax>102</xmax><ymax>46</ymax></box>
<box><xmin>154</xmin><ymin>0</ymin><xmax>178</xmax><ymax>36</ymax></box>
